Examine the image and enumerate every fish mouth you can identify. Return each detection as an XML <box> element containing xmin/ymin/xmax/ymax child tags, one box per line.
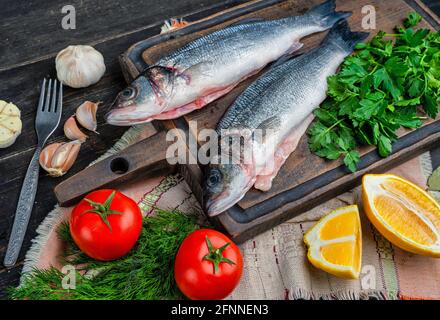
<box><xmin>105</xmin><ymin>101</ymin><xmax>153</xmax><ymax>126</ymax></box>
<box><xmin>204</xmin><ymin>178</ymin><xmax>256</xmax><ymax>216</ymax></box>
<box><xmin>204</xmin><ymin>190</ymin><xmax>244</xmax><ymax>217</ymax></box>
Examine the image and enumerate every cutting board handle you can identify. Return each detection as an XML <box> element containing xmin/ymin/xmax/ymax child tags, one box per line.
<box><xmin>54</xmin><ymin>131</ymin><xmax>175</xmax><ymax>206</ymax></box>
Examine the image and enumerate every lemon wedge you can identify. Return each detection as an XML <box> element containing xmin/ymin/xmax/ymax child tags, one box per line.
<box><xmin>362</xmin><ymin>174</ymin><xmax>440</xmax><ymax>257</ymax></box>
<box><xmin>304</xmin><ymin>205</ymin><xmax>362</xmax><ymax>279</ymax></box>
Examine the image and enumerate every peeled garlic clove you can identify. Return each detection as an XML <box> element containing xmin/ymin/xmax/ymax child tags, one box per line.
<box><xmin>76</xmin><ymin>101</ymin><xmax>99</xmax><ymax>132</ymax></box>
<box><xmin>64</xmin><ymin>116</ymin><xmax>88</xmax><ymax>142</ymax></box>
<box><xmin>56</xmin><ymin>45</ymin><xmax>106</xmax><ymax>89</ymax></box>
<box><xmin>39</xmin><ymin>141</ymin><xmax>81</xmax><ymax>177</ymax></box>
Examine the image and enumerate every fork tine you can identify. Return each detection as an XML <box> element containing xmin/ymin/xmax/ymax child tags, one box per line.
<box><xmin>57</xmin><ymin>82</ymin><xmax>63</xmax><ymax>114</ymax></box>
<box><xmin>37</xmin><ymin>78</ymin><xmax>47</xmax><ymax>110</ymax></box>
<box><xmin>50</xmin><ymin>80</ymin><xmax>57</xmax><ymax>113</ymax></box>
<box><xmin>43</xmin><ymin>79</ymin><xmax>52</xmax><ymax>112</ymax></box>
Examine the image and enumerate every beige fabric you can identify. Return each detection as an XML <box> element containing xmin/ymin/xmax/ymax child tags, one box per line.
<box><xmin>23</xmin><ymin>124</ymin><xmax>440</xmax><ymax>299</ymax></box>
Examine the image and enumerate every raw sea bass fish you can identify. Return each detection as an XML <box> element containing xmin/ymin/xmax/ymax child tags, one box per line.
<box><xmin>106</xmin><ymin>0</ymin><xmax>350</xmax><ymax>125</ymax></box>
<box><xmin>204</xmin><ymin>20</ymin><xmax>368</xmax><ymax>216</ymax></box>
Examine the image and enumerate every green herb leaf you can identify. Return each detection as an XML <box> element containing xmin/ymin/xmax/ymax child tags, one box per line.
<box><xmin>392</xmin><ymin>113</ymin><xmax>422</xmax><ymax>129</ymax></box>
<box><xmin>385</xmin><ymin>57</ymin><xmax>407</xmax><ymax>77</ymax></box>
<box><xmin>423</xmin><ymin>92</ymin><xmax>439</xmax><ymax>118</ymax></box>
<box><xmin>378</xmin><ymin>135</ymin><xmax>392</xmax><ymax>157</ymax></box>
<box><xmin>408</xmin><ymin>78</ymin><xmax>423</xmax><ymax>97</ymax></box>
<box><xmin>404</xmin><ymin>12</ymin><xmax>422</xmax><ymax>28</ymax></box>
<box><xmin>314</xmin><ymin>109</ymin><xmax>338</xmax><ymax>126</ymax></box>
<box><xmin>395</xmin><ymin>97</ymin><xmax>421</xmax><ymax>106</ymax></box>
<box><xmin>374</xmin><ymin>68</ymin><xmax>401</xmax><ymax>101</ymax></box>
<box><xmin>338</xmin><ymin>96</ymin><xmax>358</xmax><ymax>116</ymax></box>
<box><xmin>315</xmin><ymin>145</ymin><xmax>342</xmax><ymax>160</ymax></box>
<box><xmin>309</xmin><ymin>12</ymin><xmax>439</xmax><ymax>172</ymax></box>
<box><xmin>343</xmin><ymin>150</ymin><xmax>360</xmax><ymax>173</ymax></box>
<box><xmin>353</xmin><ymin>99</ymin><xmax>380</xmax><ymax>120</ymax></box>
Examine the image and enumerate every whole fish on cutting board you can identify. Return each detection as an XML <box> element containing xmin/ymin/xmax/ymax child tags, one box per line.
<box><xmin>106</xmin><ymin>0</ymin><xmax>350</xmax><ymax>125</ymax></box>
<box><xmin>203</xmin><ymin>20</ymin><xmax>369</xmax><ymax>216</ymax></box>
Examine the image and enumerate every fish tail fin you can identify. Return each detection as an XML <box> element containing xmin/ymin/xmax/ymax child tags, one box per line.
<box><xmin>323</xmin><ymin>19</ymin><xmax>369</xmax><ymax>53</ymax></box>
<box><xmin>306</xmin><ymin>0</ymin><xmax>352</xmax><ymax>29</ymax></box>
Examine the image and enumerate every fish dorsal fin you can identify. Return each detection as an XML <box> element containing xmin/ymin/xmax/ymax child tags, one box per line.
<box><xmin>229</xmin><ymin>17</ymin><xmax>265</xmax><ymax>27</ymax></box>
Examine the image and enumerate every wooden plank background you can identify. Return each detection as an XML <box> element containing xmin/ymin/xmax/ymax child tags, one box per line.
<box><xmin>0</xmin><ymin>0</ymin><xmax>439</xmax><ymax>298</ymax></box>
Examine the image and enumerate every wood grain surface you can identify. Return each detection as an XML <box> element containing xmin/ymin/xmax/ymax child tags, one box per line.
<box><xmin>0</xmin><ymin>0</ymin><xmax>247</xmax><ymax>298</ymax></box>
<box><xmin>0</xmin><ymin>0</ymin><xmax>439</xmax><ymax>299</ymax></box>
<box><xmin>113</xmin><ymin>0</ymin><xmax>440</xmax><ymax>242</ymax></box>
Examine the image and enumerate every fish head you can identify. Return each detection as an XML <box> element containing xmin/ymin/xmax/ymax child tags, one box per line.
<box><xmin>105</xmin><ymin>75</ymin><xmax>159</xmax><ymax>125</ymax></box>
<box><xmin>203</xmin><ymin>160</ymin><xmax>255</xmax><ymax>216</ymax></box>
<box><xmin>106</xmin><ymin>66</ymin><xmax>176</xmax><ymax>125</ymax></box>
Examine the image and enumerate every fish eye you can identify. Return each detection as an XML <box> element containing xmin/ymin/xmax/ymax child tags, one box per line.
<box><xmin>207</xmin><ymin>169</ymin><xmax>222</xmax><ymax>188</ymax></box>
<box><xmin>121</xmin><ymin>87</ymin><xmax>135</xmax><ymax>99</ymax></box>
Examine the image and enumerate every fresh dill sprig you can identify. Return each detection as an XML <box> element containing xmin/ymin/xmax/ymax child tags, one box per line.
<box><xmin>9</xmin><ymin>209</ymin><xmax>202</xmax><ymax>300</ymax></box>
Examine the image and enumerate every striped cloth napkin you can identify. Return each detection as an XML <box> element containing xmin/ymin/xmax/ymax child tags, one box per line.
<box><xmin>23</xmin><ymin>124</ymin><xmax>440</xmax><ymax>299</ymax></box>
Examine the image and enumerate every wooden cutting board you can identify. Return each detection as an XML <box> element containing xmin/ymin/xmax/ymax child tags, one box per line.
<box><xmin>55</xmin><ymin>0</ymin><xmax>440</xmax><ymax>243</ymax></box>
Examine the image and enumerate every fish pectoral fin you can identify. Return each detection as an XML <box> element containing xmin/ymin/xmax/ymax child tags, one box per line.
<box><xmin>180</xmin><ymin>61</ymin><xmax>215</xmax><ymax>79</ymax></box>
<box><xmin>289</xmin><ymin>41</ymin><xmax>304</xmax><ymax>54</ymax></box>
<box><xmin>254</xmin><ymin>116</ymin><xmax>281</xmax><ymax>143</ymax></box>
<box><xmin>269</xmin><ymin>44</ymin><xmax>303</xmax><ymax>70</ymax></box>
<box><xmin>256</xmin><ymin>116</ymin><xmax>281</xmax><ymax>131</ymax></box>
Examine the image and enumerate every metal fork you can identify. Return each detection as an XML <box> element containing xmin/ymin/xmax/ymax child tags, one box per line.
<box><xmin>4</xmin><ymin>79</ymin><xmax>63</xmax><ymax>267</ymax></box>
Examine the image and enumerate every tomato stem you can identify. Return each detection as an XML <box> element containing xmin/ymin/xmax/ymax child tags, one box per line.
<box><xmin>202</xmin><ymin>235</ymin><xmax>235</xmax><ymax>274</ymax></box>
<box><xmin>82</xmin><ymin>191</ymin><xmax>122</xmax><ymax>231</ymax></box>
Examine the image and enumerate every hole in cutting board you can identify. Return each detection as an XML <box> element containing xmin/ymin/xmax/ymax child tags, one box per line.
<box><xmin>110</xmin><ymin>157</ymin><xmax>129</xmax><ymax>174</ymax></box>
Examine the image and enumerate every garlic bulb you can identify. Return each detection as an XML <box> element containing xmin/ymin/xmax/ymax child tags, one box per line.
<box><xmin>56</xmin><ymin>45</ymin><xmax>106</xmax><ymax>88</ymax></box>
<box><xmin>0</xmin><ymin>100</ymin><xmax>22</xmax><ymax>148</ymax></box>
<box><xmin>76</xmin><ymin>101</ymin><xmax>99</xmax><ymax>132</ymax></box>
<box><xmin>39</xmin><ymin>140</ymin><xmax>81</xmax><ymax>177</ymax></box>
<box><xmin>64</xmin><ymin>116</ymin><xmax>88</xmax><ymax>142</ymax></box>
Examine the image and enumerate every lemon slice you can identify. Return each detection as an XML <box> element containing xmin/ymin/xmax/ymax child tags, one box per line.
<box><xmin>0</xmin><ymin>100</ymin><xmax>22</xmax><ymax>148</ymax></box>
<box><xmin>304</xmin><ymin>205</ymin><xmax>362</xmax><ymax>279</ymax></box>
<box><xmin>362</xmin><ymin>174</ymin><xmax>440</xmax><ymax>257</ymax></box>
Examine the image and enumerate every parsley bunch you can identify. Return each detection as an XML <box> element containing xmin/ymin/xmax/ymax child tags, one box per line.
<box><xmin>308</xmin><ymin>12</ymin><xmax>440</xmax><ymax>172</ymax></box>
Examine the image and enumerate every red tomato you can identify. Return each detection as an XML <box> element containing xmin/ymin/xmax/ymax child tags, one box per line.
<box><xmin>174</xmin><ymin>229</ymin><xmax>243</xmax><ymax>300</ymax></box>
<box><xmin>70</xmin><ymin>189</ymin><xmax>142</xmax><ymax>261</ymax></box>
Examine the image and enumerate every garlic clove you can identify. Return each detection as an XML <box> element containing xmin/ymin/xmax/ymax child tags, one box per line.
<box><xmin>64</xmin><ymin>115</ymin><xmax>88</xmax><ymax>142</ymax></box>
<box><xmin>76</xmin><ymin>101</ymin><xmax>99</xmax><ymax>132</ymax></box>
<box><xmin>55</xmin><ymin>45</ymin><xmax>106</xmax><ymax>89</ymax></box>
<box><xmin>39</xmin><ymin>141</ymin><xmax>81</xmax><ymax>177</ymax></box>
<box><xmin>51</xmin><ymin>140</ymin><xmax>81</xmax><ymax>174</ymax></box>
<box><xmin>39</xmin><ymin>143</ymin><xmax>63</xmax><ymax>172</ymax></box>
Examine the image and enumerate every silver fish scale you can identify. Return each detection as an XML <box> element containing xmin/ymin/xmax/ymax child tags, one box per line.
<box><xmin>216</xmin><ymin>60</ymin><xmax>292</xmax><ymax>131</ymax></box>
<box><xmin>217</xmin><ymin>43</ymin><xmax>341</xmax><ymax>133</ymax></box>
<box><xmin>156</xmin><ymin>17</ymin><xmax>314</xmax><ymax>70</ymax></box>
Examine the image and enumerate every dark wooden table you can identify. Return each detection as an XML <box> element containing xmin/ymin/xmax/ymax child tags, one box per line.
<box><xmin>0</xmin><ymin>0</ymin><xmax>439</xmax><ymax>299</ymax></box>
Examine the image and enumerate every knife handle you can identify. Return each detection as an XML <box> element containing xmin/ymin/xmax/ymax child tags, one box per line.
<box><xmin>4</xmin><ymin>147</ymin><xmax>41</xmax><ymax>267</ymax></box>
